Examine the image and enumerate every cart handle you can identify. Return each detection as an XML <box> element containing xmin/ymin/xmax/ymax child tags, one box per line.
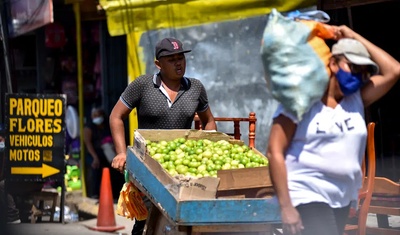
<box><xmin>124</xmin><ymin>170</ymin><xmax>129</xmax><ymax>183</ymax></box>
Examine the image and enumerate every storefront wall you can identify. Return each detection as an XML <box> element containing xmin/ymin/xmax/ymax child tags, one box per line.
<box><xmin>4</xmin><ymin>2</ymin><xmax>127</xmax><ymax>118</ymax></box>
<box><xmin>3</xmin><ymin>1</ymin><xmax>399</xmax><ymax>181</ymax></box>
<box><xmin>1</xmin><ymin>1</ymin><xmax>128</xmax><ymax>198</ymax></box>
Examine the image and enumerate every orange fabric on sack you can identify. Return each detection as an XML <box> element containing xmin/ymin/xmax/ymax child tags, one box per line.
<box><xmin>301</xmin><ymin>20</ymin><xmax>336</xmax><ymax>77</ymax></box>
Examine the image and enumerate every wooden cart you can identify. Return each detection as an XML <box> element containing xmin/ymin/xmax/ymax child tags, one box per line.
<box><xmin>126</xmin><ymin>146</ymin><xmax>280</xmax><ymax>235</ymax></box>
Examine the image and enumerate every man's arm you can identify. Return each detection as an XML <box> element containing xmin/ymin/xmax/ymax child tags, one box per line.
<box><xmin>197</xmin><ymin>107</ymin><xmax>217</xmax><ymax>130</ymax></box>
<box><xmin>109</xmin><ymin>99</ymin><xmax>131</xmax><ymax>172</ymax></box>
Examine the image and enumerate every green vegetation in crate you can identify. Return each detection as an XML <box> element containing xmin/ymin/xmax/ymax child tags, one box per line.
<box><xmin>146</xmin><ymin>138</ymin><xmax>268</xmax><ymax>178</ymax></box>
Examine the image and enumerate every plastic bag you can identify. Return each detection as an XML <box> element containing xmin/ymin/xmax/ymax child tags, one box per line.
<box><xmin>116</xmin><ymin>171</ymin><xmax>148</xmax><ymax>221</ymax></box>
<box><xmin>260</xmin><ymin>9</ymin><xmax>335</xmax><ymax>121</ymax></box>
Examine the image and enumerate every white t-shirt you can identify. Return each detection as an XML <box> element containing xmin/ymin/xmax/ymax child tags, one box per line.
<box><xmin>274</xmin><ymin>90</ymin><xmax>367</xmax><ymax>208</ymax></box>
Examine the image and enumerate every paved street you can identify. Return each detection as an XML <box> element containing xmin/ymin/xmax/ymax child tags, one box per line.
<box><xmin>2</xmin><ymin>189</ymin><xmax>400</xmax><ymax>235</ymax></box>
<box><xmin>3</xmin><ymin>213</ymin><xmax>400</xmax><ymax>235</ymax></box>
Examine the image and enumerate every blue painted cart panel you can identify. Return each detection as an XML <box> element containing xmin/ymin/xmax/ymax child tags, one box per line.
<box><xmin>126</xmin><ymin>147</ymin><xmax>281</xmax><ymax>225</ymax></box>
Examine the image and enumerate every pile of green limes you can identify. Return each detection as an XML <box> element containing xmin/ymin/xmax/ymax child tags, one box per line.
<box><xmin>146</xmin><ymin>138</ymin><xmax>268</xmax><ymax>178</ymax></box>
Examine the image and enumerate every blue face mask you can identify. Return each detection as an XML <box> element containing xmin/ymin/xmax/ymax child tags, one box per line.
<box><xmin>336</xmin><ymin>68</ymin><xmax>363</xmax><ymax>96</ymax></box>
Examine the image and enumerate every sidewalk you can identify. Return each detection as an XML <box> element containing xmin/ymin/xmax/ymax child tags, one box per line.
<box><xmin>4</xmin><ymin>190</ymin><xmax>135</xmax><ymax>235</ymax></box>
<box><xmin>6</xmin><ymin>213</ymin><xmax>134</xmax><ymax>235</ymax></box>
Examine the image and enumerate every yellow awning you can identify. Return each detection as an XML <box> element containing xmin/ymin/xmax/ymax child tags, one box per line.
<box><xmin>99</xmin><ymin>0</ymin><xmax>317</xmax><ymax>36</ymax></box>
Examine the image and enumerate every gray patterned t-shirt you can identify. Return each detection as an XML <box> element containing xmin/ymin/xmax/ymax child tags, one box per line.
<box><xmin>120</xmin><ymin>73</ymin><xmax>209</xmax><ymax>129</ymax></box>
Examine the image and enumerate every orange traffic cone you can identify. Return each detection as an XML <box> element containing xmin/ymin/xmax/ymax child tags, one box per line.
<box><xmin>87</xmin><ymin>167</ymin><xmax>124</xmax><ymax>232</ymax></box>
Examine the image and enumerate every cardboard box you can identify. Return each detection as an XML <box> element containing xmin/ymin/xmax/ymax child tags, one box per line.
<box><xmin>132</xmin><ymin>129</ymin><xmax>273</xmax><ymax>200</ymax></box>
<box><xmin>217</xmin><ymin>167</ymin><xmax>271</xmax><ymax>192</ymax></box>
<box><xmin>133</xmin><ymin>129</ymin><xmax>228</xmax><ymax>200</ymax></box>
<box><xmin>216</xmin><ymin>148</ymin><xmax>274</xmax><ymax>198</ymax></box>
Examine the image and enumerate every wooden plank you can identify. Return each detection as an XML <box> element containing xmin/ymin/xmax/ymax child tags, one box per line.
<box><xmin>373</xmin><ymin>177</ymin><xmax>400</xmax><ymax>195</ymax></box>
<box><xmin>369</xmin><ymin>206</ymin><xmax>400</xmax><ymax>216</ymax></box>
<box><xmin>176</xmin><ymin>199</ymin><xmax>280</xmax><ymax>225</ymax></box>
<box><xmin>144</xmin><ymin>206</ymin><xmax>274</xmax><ymax>235</ymax></box>
<box><xmin>366</xmin><ymin>226</ymin><xmax>400</xmax><ymax>235</ymax></box>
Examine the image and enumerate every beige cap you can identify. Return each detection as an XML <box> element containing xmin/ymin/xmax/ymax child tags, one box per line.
<box><xmin>332</xmin><ymin>38</ymin><xmax>379</xmax><ymax>75</ymax></box>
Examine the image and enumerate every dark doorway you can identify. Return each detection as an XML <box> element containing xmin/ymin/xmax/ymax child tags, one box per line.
<box><xmin>319</xmin><ymin>0</ymin><xmax>400</xmax><ymax>181</ymax></box>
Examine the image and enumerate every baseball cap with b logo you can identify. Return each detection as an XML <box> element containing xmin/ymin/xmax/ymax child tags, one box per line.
<box><xmin>155</xmin><ymin>38</ymin><xmax>192</xmax><ymax>59</ymax></box>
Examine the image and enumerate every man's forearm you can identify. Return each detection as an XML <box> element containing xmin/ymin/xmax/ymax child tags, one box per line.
<box><xmin>111</xmin><ymin>121</ymin><xmax>127</xmax><ymax>154</ymax></box>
